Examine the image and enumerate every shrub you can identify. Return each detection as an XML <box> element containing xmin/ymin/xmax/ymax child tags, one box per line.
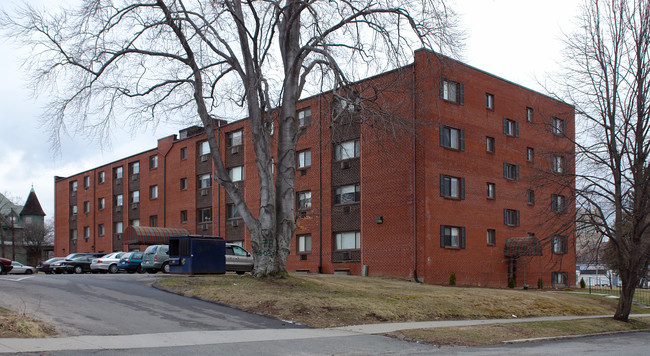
<box><xmin>449</xmin><ymin>272</ymin><xmax>456</xmax><ymax>286</ymax></box>
<box><xmin>508</xmin><ymin>277</ymin><xmax>515</xmax><ymax>288</ymax></box>
<box><xmin>580</xmin><ymin>277</ymin><xmax>586</xmax><ymax>289</ymax></box>
<box><xmin>537</xmin><ymin>277</ymin><xmax>544</xmax><ymax>289</ymax></box>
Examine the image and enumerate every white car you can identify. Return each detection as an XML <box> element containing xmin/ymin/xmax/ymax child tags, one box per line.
<box><xmin>8</xmin><ymin>261</ymin><xmax>36</xmax><ymax>274</ymax></box>
<box><xmin>90</xmin><ymin>252</ymin><xmax>125</xmax><ymax>274</ymax></box>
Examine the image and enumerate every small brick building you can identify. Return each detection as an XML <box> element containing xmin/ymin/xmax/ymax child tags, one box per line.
<box><xmin>54</xmin><ymin>49</ymin><xmax>576</xmax><ymax>288</ymax></box>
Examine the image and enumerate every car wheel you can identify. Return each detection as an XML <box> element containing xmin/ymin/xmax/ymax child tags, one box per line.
<box><xmin>25</xmin><ymin>269</ymin><xmax>33</xmax><ymax>275</ymax></box>
<box><xmin>137</xmin><ymin>265</ymin><xmax>145</xmax><ymax>274</ymax></box>
<box><xmin>0</xmin><ymin>264</ymin><xmax>4</xmax><ymax>274</ymax></box>
<box><xmin>74</xmin><ymin>266</ymin><xmax>83</xmax><ymax>274</ymax></box>
<box><xmin>162</xmin><ymin>262</ymin><xmax>170</xmax><ymax>274</ymax></box>
<box><xmin>108</xmin><ymin>264</ymin><xmax>118</xmax><ymax>274</ymax></box>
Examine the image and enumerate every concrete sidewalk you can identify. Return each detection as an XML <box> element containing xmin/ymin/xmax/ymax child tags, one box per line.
<box><xmin>2</xmin><ymin>314</ymin><xmax>650</xmax><ymax>354</ymax></box>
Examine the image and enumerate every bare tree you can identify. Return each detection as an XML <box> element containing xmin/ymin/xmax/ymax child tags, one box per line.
<box><xmin>23</xmin><ymin>218</ymin><xmax>54</xmax><ymax>266</ymax></box>
<box><xmin>559</xmin><ymin>0</ymin><xmax>650</xmax><ymax>321</ymax></box>
<box><xmin>1</xmin><ymin>0</ymin><xmax>461</xmax><ymax>277</ymax></box>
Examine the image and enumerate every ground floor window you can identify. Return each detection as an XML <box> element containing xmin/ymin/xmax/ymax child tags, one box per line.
<box><xmin>335</xmin><ymin>231</ymin><xmax>360</xmax><ymax>250</ymax></box>
<box><xmin>440</xmin><ymin>225</ymin><xmax>465</xmax><ymax>249</ymax></box>
<box><xmin>552</xmin><ymin>272</ymin><xmax>568</xmax><ymax>287</ymax></box>
<box><xmin>297</xmin><ymin>234</ymin><xmax>312</xmax><ymax>253</ymax></box>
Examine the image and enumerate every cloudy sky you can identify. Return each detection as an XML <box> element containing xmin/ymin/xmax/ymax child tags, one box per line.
<box><xmin>0</xmin><ymin>0</ymin><xmax>582</xmax><ymax>218</ymax></box>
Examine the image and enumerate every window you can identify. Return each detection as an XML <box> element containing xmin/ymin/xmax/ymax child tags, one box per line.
<box><xmin>180</xmin><ymin>210</ymin><xmax>188</xmax><ymax>223</ymax></box>
<box><xmin>150</xmin><ymin>155</ymin><xmax>158</xmax><ymax>169</ymax></box>
<box><xmin>180</xmin><ymin>178</ymin><xmax>188</xmax><ymax>190</ymax></box>
<box><xmin>440</xmin><ymin>225</ymin><xmax>465</xmax><ymax>249</ymax></box>
<box><xmin>298</xmin><ymin>150</ymin><xmax>311</xmax><ymax>169</ymax></box>
<box><xmin>227</xmin><ymin>130</ymin><xmax>243</xmax><ymax>147</ymax></box>
<box><xmin>527</xmin><ymin>147</ymin><xmax>534</xmax><ymax>162</ymax></box>
<box><xmin>115</xmin><ymin>194</ymin><xmax>123</xmax><ymax>207</ymax></box>
<box><xmin>98</xmin><ymin>224</ymin><xmax>105</xmax><ymax>237</ymax></box>
<box><xmin>487</xmin><ymin>229</ymin><xmax>496</xmax><ymax>246</ymax></box>
<box><xmin>335</xmin><ymin>139</ymin><xmax>360</xmax><ymax>161</ymax></box>
<box><xmin>114</xmin><ymin>166</ymin><xmax>123</xmax><ymax>179</ymax></box>
<box><xmin>335</xmin><ymin>231</ymin><xmax>360</xmax><ymax>250</ymax></box>
<box><xmin>486</xmin><ymin>93</ymin><xmax>494</xmax><ymax>109</ymax></box>
<box><xmin>526</xmin><ymin>107</ymin><xmax>534</xmax><ymax>122</ymax></box>
<box><xmin>130</xmin><ymin>161</ymin><xmax>140</xmax><ymax>175</ymax></box>
<box><xmin>335</xmin><ymin>184</ymin><xmax>360</xmax><ymax>204</ymax></box>
<box><xmin>150</xmin><ymin>185</ymin><xmax>159</xmax><ymax>200</ymax></box>
<box><xmin>504</xmin><ymin>209</ymin><xmax>520</xmax><ymax>226</ymax></box>
<box><xmin>71</xmin><ymin>205</ymin><xmax>78</xmax><ymax>215</ymax></box>
<box><xmin>98</xmin><ymin>171</ymin><xmax>105</xmax><ymax>184</ymax></box>
<box><xmin>487</xmin><ymin>182</ymin><xmax>495</xmax><ymax>199</ymax></box>
<box><xmin>198</xmin><ymin>208</ymin><xmax>212</xmax><ymax>222</ymax></box>
<box><xmin>83</xmin><ymin>226</ymin><xmax>90</xmax><ymax>238</ymax></box>
<box><xmin>440</xmin><ymin>125</ymin><xmax>465</xmax><ymax>150</ymax></box>
<box><xmin>551</xmin><ymin>117</ymin><xmax>565</xmax><ymax>135</ymax></box>
<box><xmin>551</xmin><ymin>194</ymin><xmax>567</xmax><ymax>213</ymax></box>
<box><xmin>98</xmin><ymin>197</ymin><xmax>105</xmax><ymax>210</ymax></box>
<box><xmin>83</xmin><ymin>201</ymin><xmax>90</xmax><ymax>213</ymax></box>
<box><xmin>552</xmin><ymin>272</ymin><xmax>568</xmax><ymax>286</ymax></box>
<box><xmin>70</xmin><ymin>228</ymin><xmax>77</xmax><ymax>240</ymax></box>
<box><xmin>114</xmin><ymin>222</ymin><xmax>123</xmax><ymax>234</ymax></box>
<box><xmin>486</xmin><ymin>137</ymin><xmax>495</xmax><ymax>153</ymax></box>
<box><xmin>552</xmin><ymin>235</ymin><xmax>568</xmax><ymax>254</ymax></box>
<box><xmin>198</xmin><ymin>174</ymin><xmax>212</xmax><ymax>189</ymax></box>
<box><xmin>71</xmin><ymin>181</ymin><xmax>78</xmax><ymax>192</ymax></box>
<box><xmin>131</xmin><ymin>190</ymin><xmax>140</xmax><ymax>203</ymax></box>
<box><xmin>149</xmin><ymin>215</ymin><xmax>158</xmax><ymax>227</ymax></box>
<box><xmin>130</xmin><ymin>219</ymin><xmax>140</xmax><ymax>227</ymax></box>
<box><xmin>503</xmin><ymin>163</ymin><xmax>519</xmax><ymax>181</ymax></box>
<box><xmin>527</xmin><ymin>189</ymin><xmax>535</xmax><ymax>205</ymax></box>
<box><xmin>298</xmin><ymin>234</ymin><xmax>312</xmax><ymax>253</ymax></box>
<box><xmin>199</xmin><ymin>141</ymin><xmax>210</xmax><ymax>156</ymax></box>
<box><xmin>503</xmin><ymin>118</ymin><xmax>519</xmax><ymax>137</ymax></box>
<box><xmin>229</xmin><ymin>166</ymin><xmax>244</xmax><ymax>182</ymax></box>
<box><xmin>227</xmin><ymin>204</ymin><xmax>240</xmax><ymax>219</ymax></box>
<box><xmin>83</xmin><ymin>176</ymin><xmax>90</xmax><ymax>188</ymax></box>
<box><xmin>440</xmin><ymin>175</ymin><xmax>465</xmax><ymax>199</ymax></box>
<box><xmin>441</xmin><ymin>78</ymin><xmax>464</xmax><ymax>104</ymax></box>
<box><xmin>180</xmin><ymin>147</ymin><xmax>187</xmax><ymax>160</ymax></box>
<box><xmin>298</xmin><ymin>107</ymin><xmax>311</xmax><ymax>127</ymax></box>
<box><xmin>551</xmin><ymin>155</ymin><xmax>566</xmax><ymax>174</ymax></box>
<box><xmin>297</xmin><ymin>191</ymin><xmax>312</xmax><ymax>210</ymax></box>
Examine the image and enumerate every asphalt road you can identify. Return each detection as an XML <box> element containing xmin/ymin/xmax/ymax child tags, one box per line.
<box><xmin>0</xmin><ymin>273</ymin><xmax>296</xmax><ymax>336</ymax></box>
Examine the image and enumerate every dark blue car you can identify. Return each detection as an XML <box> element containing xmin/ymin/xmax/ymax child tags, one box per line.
<box><xmin>117</xmin><ymin>251</ymin><xmax>145</xmax><ymax>273</ymax></box>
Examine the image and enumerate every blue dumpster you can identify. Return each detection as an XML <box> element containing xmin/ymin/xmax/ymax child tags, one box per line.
<box><xmin>168</xmin><ymin>235</ymin><xmax>226</xmax><ymax>274</ymax></box>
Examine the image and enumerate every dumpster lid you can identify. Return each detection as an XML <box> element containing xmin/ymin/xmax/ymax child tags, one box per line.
<box><xmin>123</xmin><ymin>226</ymin><xmax>190</xmax><ymax>245</ymax></box>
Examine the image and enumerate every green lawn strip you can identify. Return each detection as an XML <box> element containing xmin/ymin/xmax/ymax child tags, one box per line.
<box><xmin>156</xmin><ymin>274</ymin><xmax>634</xmax><ymax>328</ymax></box>
<box><xmin>386</xmin><ymin>317</ymin><xmax>650</xmax><ymax>346</ymax></box>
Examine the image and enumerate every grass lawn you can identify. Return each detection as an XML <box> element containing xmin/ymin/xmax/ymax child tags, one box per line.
<box><xmin>0</xmin><ymin>307</ymin><xmax>56</xmax><ymax>338</ymax></box>
<box><xmin>155</xmin><ymin>273</ymin><xmax>647</xmax><ymax>328</ymax></box>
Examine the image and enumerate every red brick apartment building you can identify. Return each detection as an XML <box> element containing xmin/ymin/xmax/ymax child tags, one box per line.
<box><xmin>54</xmin><ymin>49</ymin><xmax>576</xmax><ymax>288</ymax></box>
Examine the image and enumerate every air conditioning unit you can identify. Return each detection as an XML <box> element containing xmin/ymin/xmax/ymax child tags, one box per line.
<box><xmin>300</xmin><ymin>169</ymin><xmax>307</xmax><ymax>176</ymax></box>
<box><xmin>201</xmin><ymin>224</ymin><xmax>208</xmax><ymax>231</ymax></box>
<box><xmin>231</xmin><ymin>219</ymin><xmax>239</xmax><ymax>227</ymax></box>
<box><xmin>116</xmin><ymin>233</ymin><xmax>122</xmax><ymax>240</ymax></box>
<box><xmin>201</xmin><ymin>189</ymin><xmax>208</xmax><ymax>196</ymax></box>
<box><xmin>131</xmin><ymin>175</ymin><xmax>138</xmax><ymax>181</ymax></box>
<box><xmin>299</xmin><ymin>211</ymin><xmax>307</xmax><ymax>218</ymax></box>
<box><xmin>115</xmin><ymin>178</ymin><xmax>122</xmax><ymax>185</ymax></box>
<box><xmin>341</xmin><ymin>251</ymin><xmax>351</xmax><ymax>260</ymax></box>
<box><xmin>343</xmin><ymin>206</ymin><xmax>351</xmax><ymax>214</ymax></box>
<box><xmin>116</xmin><ymin>206</ymin><xmax>122</xmax><ymax>213</ymax></box>
<box><xmin>201</xmin><ymin>155</ymin><xmax>208</xmax><ymax>162</ymax></box>
<box><xmin>131</xmin><ymin>203</ymin><xmax>139</xmax><ymax>210</ymax></box>
<box><xmin>231</xmin><ymin>146</ymin><xmax>239</xmax><ymax>154</ymax></box>
<box><xmin>341</xmin><ymin>161</ymin><xmax>351</xmax><ymax>169</ymax></box>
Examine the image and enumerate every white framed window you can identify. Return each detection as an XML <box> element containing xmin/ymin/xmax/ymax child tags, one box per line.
<box><xmin>526</xmin><ymin>107</ymin><xmax>534</xmax><ymax>122</ymax></box>
<box><xmin>115</xmin><ymin>194</ymin><xmax>123</xmax><ymax>207</ymax></box>
<box><xmin>441</xmin><ymin>225</ymin><xmax>465</xmax><ymax>248</ymax></box>
<box><xmin>83</xmin><ymin>201</ymin><xmax>90</xmax><ymax>213</ymax></box>
<box><xmin>227</xmin><ymin>130</ymin><xmax>243</xmax><ymax>147</ymax></box>
<box><xmin>298</xmin><ymin>234</ymin><xmax>312</xmax><ymax>253</ymax></box>
<box><xmin>441</xmin><ymin>78</ymin><xmax>463</xmax><ymax>104</ymax></box>
<box><xmin>551</xmin><ymin>155</ymin><xmax>566</xmax><ymax>174</ymax></box>
<box><xmin>335</xmin><ymin>184</ymin><xmax>360</xmax><ymax>204</ymax></box>
<box><xmin>98</xmin><ymin>171</ymin><xmax>106</xmax><ymax>184</ymax></box>
<box><xmin>130</xmin><ymin>219</ymin><xmax>140</xmax><ymax>227</ymax></box>
<box><xmin>150</xmin><ymin>155</ymin><xmax>158</xmax><ymax>169</ymax></box>
<box><xmin>180</xmin><ymin>178</ymin><xmax>187</xmax><ymax>190</ymax></box>
<box><xmin>98</xmin><ymin>223</ymin><xmax>105</xmax><ymax>237</ymax></box>
<box><xmin>150</xmin><ymin>185</ymin><xmax>158</xmax><ymax>200</ymax></box>
<box><xmin>487</xmin><ymin>229</ymin><xmax>496</xmax><ymax>246</ymax></box>
<box><xmin>335</xmin><ymin>231</ymin><xmax>360</xmax><ymax>250</ymax></box>
<box><xmin>504</xmin><ymin>209</ymin><xmax>520</xmax><ymax>226</ymax></box>
<box><xmin>298</xmin><ymin>107</ymin><xmax>311</xmax><ymax>127</ymax></box>
<box><xmin>486</xmin><ymin>93</ymin><xmax>494</xmax><ymax>109</ymax></box>
<box><xmin>83</xmin><ymin>226</ymin><xmax>90</xmax><ymax>238</ymax></box>
<box><xmin>552</xmin><ymin>117</ymin><xmax>565</xmax><ymax>135</ymax></box>
<box><xmin>503</xmin><ymin>118</ymin><xmax>519</xmax><ymax>137</ymax></box>
<box><xmin>115</xmin><ymin>166</ymin><xmax>123</xmax><ymax>179</ymax></box>
<box><xmin>199</xmin><ymin>141</ymin><xmax>210</xmax><ymax>156</ymax></box>
<box><xmin>98</xmin><ymin>197</ymin><xmax>105</xmax><ymax>210</ymax></box>
<box><xmin>130</xmin><ymin>161</ymin><xmax>140</xmax><ymax>175</ymax></box>
<box><xmin>71</xmin><ymin>181</ymin><xmax>78</xmax><ymax>192</ymax></box>
<box><xmin>440</xmin><ymin>175</ymin><xmax>464</xmax><ymax>199</ymax></box>
<box><xmin>229</xmin><ymin>166</ymin><xmax>244</xmax><ymax>182</ymax></box>
<box><xmin>486</xmin><ymin>136</ymin><xmax>495</xmax><ymax>153</ymax></box>
<box><xmin>198</xmin><ymin>174</ymin><xmax>212</xmax><ymax>189</ymax></box>
<box><xmin>115</xmin><ymin>222</ymin><xmax>123</xmax><ymax>234</ymax></box>
<box><xmin>503</xmin><ymin>163</ymin><xmax>519</xmax><ymax>181</ymax></box>
<box><xmin>83</xmin><ymin>176</ymin><xmax>90</xmax><ymax>188</ymax></box>
<box><xmin>131</xmin><ymin>190</ymin><xmax>140</xmax><ymax>203</ymax></box>
<box><xmin>335</xmin><ymin>139</ymin><xmax>360</xmax><ymax>161</ymax></box>
<box><xmin>487</xmin><ymin>182</ymin><xmax>495</xmax><ymax>199</ymax></box>
<box><xmin>298</xmin><ymin>150</ymin><xmax>311</xmax><ymax>168</ymax></box>
<box><xmin>440</xmin><ymin>125</ymin><xmax>464</xmax><ymax>150</ymax></box>
<box><xmin>297</xmin><ymin>191</ymin><xmax>312</xmax><ymax>210</ymax></box>
<box><xmin>71</xmin><ymin>205</ymin><xmax>78</xmax><ymax>215</ymax></box>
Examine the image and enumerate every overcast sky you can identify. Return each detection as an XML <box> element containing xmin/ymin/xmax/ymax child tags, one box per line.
<box><xmin>0</xmin><ymin>0</ymin><xmax>582</xmax><ymax>218</ymax></box>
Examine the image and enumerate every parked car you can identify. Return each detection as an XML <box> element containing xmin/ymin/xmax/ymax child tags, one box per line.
<box><xmin>141</xmin><ymin>245</ymin><xmax>170</xmax><ymax>273</ymax></box>
<box><xmin>8</xmin><ymin>261</ymin><xmax>36</xmax><ymax>274</ymax></box>
<box><xmin>90</xmin><ymin>252</ymin><xmax>125</xmax><ymax>274</ymax></box>
<box><xmin>0</xmin><ymin>257</ymin><xmax>13</xmax><ymax>274</ymax></box>
<box><xmin>52</xmin><ymin>253</ymin><xmax>105</xmax><ymax>274</ymax></box>
<box><xmin>36</xmin><ymin>257</ymin><xmax>65</xmax><ymax>274</ymax></box>
<box><xmin>225</xmin><ymin>244</ymin><xmax>254</xmax><ymax>274</ymax></box>
<box><xmin>117</xmin><ymin>251</ymin><xmax>145</xmax><ymax>273</ymax></box>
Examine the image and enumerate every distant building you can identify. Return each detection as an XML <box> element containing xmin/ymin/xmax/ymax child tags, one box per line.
<box><xmin>54</xmin><ymin>49</ymin><xmax>576</xmax><ymax>288</ymax></box>
<box><xmin>0</xmin><ymin>187</ymin><xmax>50</xmax><ymax>265</ymax></box>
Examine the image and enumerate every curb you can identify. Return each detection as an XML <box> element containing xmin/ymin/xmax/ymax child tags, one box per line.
<box><xmin>504</xmin><ymin>328</ymin><xmax>650</xmax><ymax>344</ymax></box>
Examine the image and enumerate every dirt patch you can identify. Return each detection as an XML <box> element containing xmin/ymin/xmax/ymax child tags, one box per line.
<box><xmin>0</xmin><ymin>308</ymin><xmax>56</xmax><ymax>338</ymax></box>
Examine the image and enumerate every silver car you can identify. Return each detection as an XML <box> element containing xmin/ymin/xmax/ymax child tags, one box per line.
<box><xmin>8</xmin><ymin>261</ymin><xmax>36</xmax><ymax>274</ymax></box>
<box><xmin>90</xmin><ymin>252</ymin><xmax>125</xmax><ymax>274</ymax></box>
<box><xmin>225</xmin><ymin>244</ymin><xmax>254</xmax><ymax>274</ymax></box>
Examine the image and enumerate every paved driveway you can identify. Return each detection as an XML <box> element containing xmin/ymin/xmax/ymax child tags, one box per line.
<box><xmin>0</xmin><ymin>273</ymin><xmax>296</xmax><ymax>336</ymax></box>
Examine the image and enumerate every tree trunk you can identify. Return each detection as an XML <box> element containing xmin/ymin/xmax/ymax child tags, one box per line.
<box><xmin>614</xmin><ymin>271</ymin><xmax>637</xmax><ymax>322</ymax></box>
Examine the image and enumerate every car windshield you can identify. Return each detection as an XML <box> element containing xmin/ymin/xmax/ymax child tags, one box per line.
<box><xmin>132</xmin><ymin>252</ymin><xmax>143</xmax><ymax>259</ymax></box>
<box><xmin>45</xmin><ymin>258</ymin><xmax>61</xmax><ymax>263</ymax></box>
